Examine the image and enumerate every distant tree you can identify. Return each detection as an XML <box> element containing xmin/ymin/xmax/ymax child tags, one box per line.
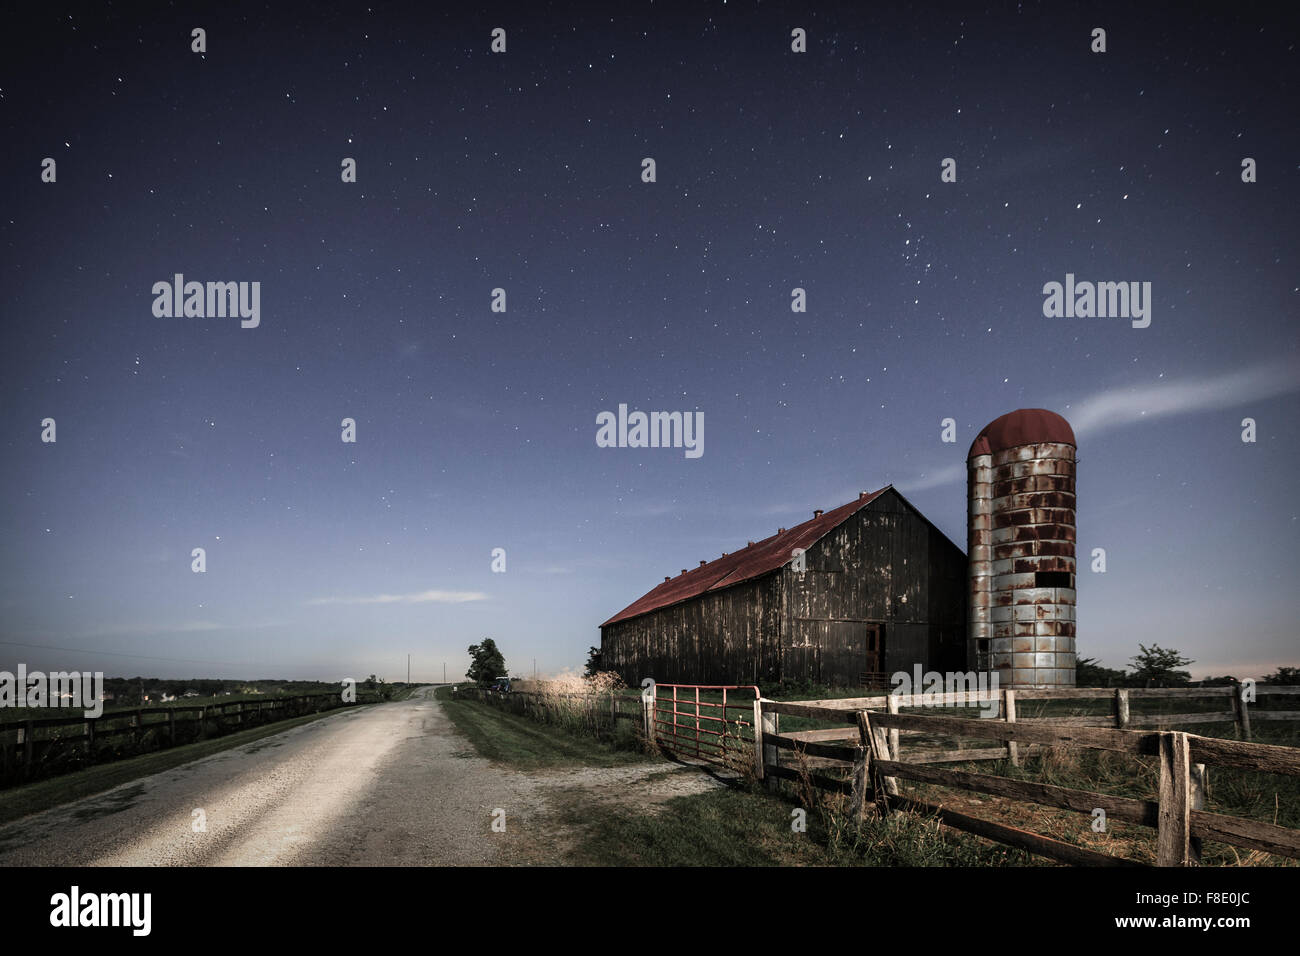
<box><xmin>1130</xmin><ymin>644</ymin><xmax>1194</xmax><ymax>687</ymax></box>
<box><xmin>1075</xmin><ymin>657</ymin><xmax>1128</xmax><ymax>688</ymax></box>
<box><xmin>1261</xmin><ymin>665</ymin><xmax>1300</xmax><ymax>685</ymax></box>
<box><xmin>466</xmin><ymin>639</ymin><xmax>507</xmax><ymax>685</ymax></box>
<box><xmin>583</xmin><ymin>646</ymin><xmax>602</xmax><ymax>678</ymax></box>
<box><xmin>365</xmin><ymin>674</ymin><xmax>377</xmax><ymax>691</ymax></box>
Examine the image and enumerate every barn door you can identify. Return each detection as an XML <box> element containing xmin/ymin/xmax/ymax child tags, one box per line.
<box><xmin>863</xmin><ymin>623</ymin><xmax>885</xmax><ymax>686</ymax></box>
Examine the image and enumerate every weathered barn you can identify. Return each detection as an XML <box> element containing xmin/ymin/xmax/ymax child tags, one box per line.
<box><xmin>599</xmin><ymin>485</ymin><xmax>967</xmax><ymax>687</ymax></box>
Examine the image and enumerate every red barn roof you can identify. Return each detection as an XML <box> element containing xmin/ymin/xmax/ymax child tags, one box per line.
<box><xmin>601</xmin><ymin>486</ymin><xmax>891</xmax><ymax>627</ymax></box>
<box><xmin>968</xmin><ymin>408</ymin><xmax>1075</xmax><ymax>458</ymax></box>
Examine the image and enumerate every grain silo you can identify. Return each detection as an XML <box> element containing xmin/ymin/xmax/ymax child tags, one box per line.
<box><xmin>968</xmin><ymin>409</ymin><xmax>1077</xmax><ymax>688</ymax></box>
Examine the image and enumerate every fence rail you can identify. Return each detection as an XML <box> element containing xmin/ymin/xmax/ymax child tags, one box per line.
<box><xmin>752</xmin><ymin>684</ymin><xmax>1300</xmax><ymax>866</ymax></box>
<box><xmin>0</xmin><ymin>692</ymin><xmax>377</xmax><ymax>786</ymax></box>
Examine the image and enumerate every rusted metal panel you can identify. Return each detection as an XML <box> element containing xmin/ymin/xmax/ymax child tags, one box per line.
<box><xmin>601</xmin><ymin>488</ymin><xmax>890</xmax><ymax>626</ymax></box>
<box><xmin>970</xmin><ymin>412</ymin><xmax>1077</xmax><ymax>689</ymax></box>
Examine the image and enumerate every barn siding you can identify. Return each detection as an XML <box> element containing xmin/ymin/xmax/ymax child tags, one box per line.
<box><xmin>600</xmin><ymin>488</ymin><xmax>968</xmax><ymax>687</ymax></box>
<box><xmin>600</xmin><ymin>574</ymin><xmax>783</xmax><ymax>686</ymax></box>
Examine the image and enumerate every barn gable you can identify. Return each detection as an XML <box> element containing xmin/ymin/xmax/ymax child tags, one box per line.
<box><xmin>602</xmin><ymin>487</ymin><xmax>890</xmax><ymax>627</ymax></box>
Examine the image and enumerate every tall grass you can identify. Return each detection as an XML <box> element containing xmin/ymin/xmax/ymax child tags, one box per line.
<box><xmin>454</xmin><ymin>672</ymin><xmax>650</xmax><ymax>753</ymax></box>
<box><xmin>776</xmin><ymin>744</ymin><xmax>1029</xmax><ymax>865</ymax></box>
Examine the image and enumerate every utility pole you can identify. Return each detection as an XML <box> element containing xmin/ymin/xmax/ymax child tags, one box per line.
<box><xmin>442</xmin><ymin>662</ymin><xmax>446</xmax><ymax>684</ymax></box>
<box><xmin>407</xmin><ymin>654</ymin><xmax>410</xmax><ymax>685</ymax></box>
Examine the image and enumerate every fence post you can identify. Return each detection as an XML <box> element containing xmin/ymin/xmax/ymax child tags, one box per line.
<box><xmin>751</xmin><ymin>699</ymin><xmax>765</xmax><ymax>780</ymax></box>
<box><xmin>859</xmin><ymin>711</ymin><xmax>896</xmax><ymax>809</ymax></box>
<box><xmin>1004</xmin><ymin>689</ymin><xmax>1019</xmax><ymax>766</ymax></box>
<box><xmin>850</xmin><ymin>745</ymin><xmax>868</xmax><ymax>820</ymax></box>
<box><xmin>851</xmin><ymin>709</ymin><xmax>871</xmax><ymax>819</ymax></box>
<box><xmin>168</xmin><ymin>708</ymin><xmax>175</xmax><ymax>744</ymax></box>
<box><xmin>1189</xmin><ymin>762</ymin><xmax>1207</xmax><ymax>865</ymax></box>
<box><xmin>21</xmin><ymin>720</ymin><xmax>34</xmax><ymax>780</ymax></box>
<box><xmin>1231</xmin><ymin>685</ymin><xmax>1252</xmax><ymax>740</ymax></box>
<box><xmin>886</xmin><ymin>694</ymin><xmax>901</xmax><ymax>761</ymax></box>
<box><xmin>1115</xmin><ymin>689</ymin><xmax>1130</xmax><ymax>729</ymax></box>
<box><xmin>762</xmin><ymin>706</ymin><xmax>779</xmax><ymax>792</ymax></box>
<box><xmin>1157</xmin><ymin>731</ymin><xmax>1193</xmax><ymax>866</ymax></box>
<box><xmin>643</xmin><ymin>689</ymin><xmax>654</xmax><ymax>744</ymax></box>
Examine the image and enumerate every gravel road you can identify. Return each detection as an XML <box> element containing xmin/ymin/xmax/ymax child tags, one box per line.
<box><xmin>0</xmin><ymin>687</ymin><xmax>562</xmax><ymax>866</ymax></box>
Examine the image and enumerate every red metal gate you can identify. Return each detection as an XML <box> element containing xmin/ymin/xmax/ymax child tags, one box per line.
<box><xmin>650</xmin><ymin>683</ymin><xmax>759</xmax><ymax>766</ymax></box>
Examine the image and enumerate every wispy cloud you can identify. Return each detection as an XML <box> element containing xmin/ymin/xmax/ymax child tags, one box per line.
<box><xmin>895</xmin><ymin>358</ymin><xmax>1300</xmax><ymax>491</ymax></box>
<box><xmin>1065</xmin><ymin>358</ymin><xmax>1298</xmax><ymax>438</ymax></box>
<box><xmin>894</xmin><ymin>462</ymin><xmax>967</xmax><ymax>493</ymax></box>
<box><xmin>306</xmin><ymin>590</ymin><xmax>488</xmax><ymax>606</ymax></box>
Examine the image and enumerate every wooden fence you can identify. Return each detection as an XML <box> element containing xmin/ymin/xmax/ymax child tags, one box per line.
<box><xmin>451</xmin><ymin>686</ymin><xmax>645</xmax><ymax>732</ymax></box>
<box><xmin>0</xmin><ymin>692</ymin><xmax>379</xmax><ymax>786</ymax></box>
<box><xmin>769</xmin><ymin>683</ymin><xmax>1298</xmax><ymax>745</ymax></box>
<box><xmin>754</xmin><ymin>686</ymin><xmax>1300</xmax><ymax>867</ymax></box>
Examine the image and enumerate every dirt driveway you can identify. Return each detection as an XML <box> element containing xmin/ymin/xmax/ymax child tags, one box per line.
<box><xmin>0</xmin><ymin>686</ymin><xmax>720</xmax><ymax>866</ymax></box>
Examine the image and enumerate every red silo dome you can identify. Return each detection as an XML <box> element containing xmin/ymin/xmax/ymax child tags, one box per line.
<box><xmin>968</xmin><ymin>408</ymin><xmax>1076</xmax><ymax>459</ymax></box>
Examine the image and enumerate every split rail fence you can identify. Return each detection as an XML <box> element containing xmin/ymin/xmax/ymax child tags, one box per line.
<box><xmin>753</xmin><ymin>685</ymin><xmax>1300</xmax><ymax>866</ymax></box>
<box><xmin>0</xmin><ymin>692</ymin><xmax>378</xmax><ymax>786</ymax></box>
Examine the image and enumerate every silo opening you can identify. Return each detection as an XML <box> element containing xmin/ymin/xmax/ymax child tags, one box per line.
<box><xmin>1035</xmin><ymin>571</ymin><xmax>1072</xmax><ymax>588</ymax></box>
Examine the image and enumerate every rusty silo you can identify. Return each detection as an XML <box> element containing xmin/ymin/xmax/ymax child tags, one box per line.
<box><xmin>968</xmin><ymin>409</ymin><xmax>1077</xmax><ymax>688</ymax></box>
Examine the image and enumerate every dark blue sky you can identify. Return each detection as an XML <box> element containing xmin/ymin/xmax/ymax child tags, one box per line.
<box><xmin>2</xmin><ymin>2</ymin><xmax>1296</xmax><ymax>683</ymax></box>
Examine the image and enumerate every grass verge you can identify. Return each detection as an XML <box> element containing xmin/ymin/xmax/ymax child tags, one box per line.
<box><xmin>552</xmin><ymin>778</ymin><xmax>1031</xmax><ymax>866</ymax></box>
<box><xmin>435</xmin><ymin>685</ymin><xmax>653</xmax><ymax>770</ymax></box>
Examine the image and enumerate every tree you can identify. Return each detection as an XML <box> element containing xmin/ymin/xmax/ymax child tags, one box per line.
<box><xmin>466</xmin><ymin>638</ymin><xmax>506</xmax><ymax>684</ymax></box>
<box><xmin>1075</xmin><ymin>656</ymin><xmax>1128</xmax><ymax>688</ymax></box>
<box><xmin>583</xmin><ymin>646</ymin><xmax>602</xmax><ymax>678</ymax></box>
<box><xmin>1129</xmin><ymin>643</ymin><xmax>1193</xmax><ymax>687</ymax></box>
<box><xmin>1261</xmin><ymin>665</ymin><xmax>1300</xmax><ymax>685</ymax></box>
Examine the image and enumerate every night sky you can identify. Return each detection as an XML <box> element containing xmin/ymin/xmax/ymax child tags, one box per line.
<box><xmin>2</xmin><ymin>2</ymin><xmax>1296</xmax><ymax>684</ymax></box>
